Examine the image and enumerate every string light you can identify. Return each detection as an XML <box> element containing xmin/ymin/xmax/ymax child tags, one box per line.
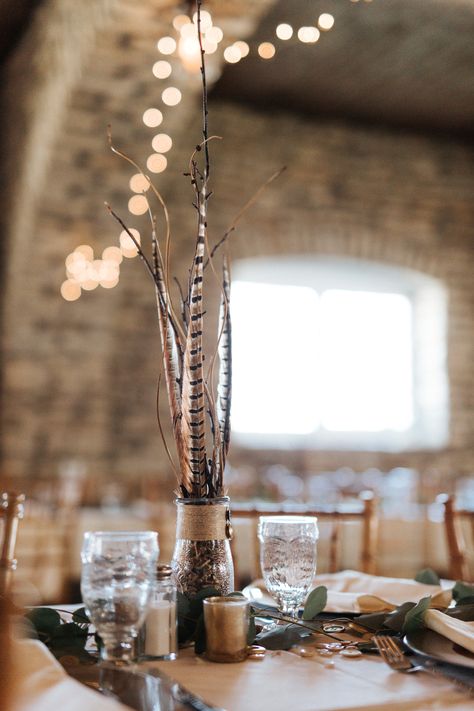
<box><xmin>100</xmin><ymin>276</ymin><xmax>120</xmax><ymax>289</ymax></box>
<box><xmin>258</xmin><ymin>42</ymin><xmax>276</xmax><ymax>59</ymax></box>
<box><xmin>157</xmin><ymin>37</ymin><xmax>176</xmax><ymax>54</ymax></box>
<box><xmin>276</xmin><ymin>23</ymin><xmax>293</xmax><ymax>40</ymax></box>
<box><xmin>223</xmin><ymin>45</ymin><xmax>241</xmax><ymax>64</ymax></box>
<box><xmin>146</xmin><ymin>153</ymin><xmax>168</xmax><ymax>173</ymax></box>
<box><xmin>120</xmin><ymin>228</ymin><xmax>141</xmax><ymax>257</ymax></box>
<box><xmin>151</xmin><ymin>133</ymin><xmax>172</xmax><ymax>153</ymax></box>
<box><xmin>318</xmin><ymin>13</ymin><xmax>335</xmax><ymax>30</ymax></box>
<box><xmin>233</xmin><ymin>41</ymin><xmax>249</xmax><ymax>58</ymax></box>
<box><xmin>192</xmin><ymin>10</ymin><xmax>212</xmax><ymax>30</ymax></box>
<box><xmin>178</xmin><ymin>36</ymin><xmax>201</xmax><ymax>72</ymax></box>
<box><xmin>129</xmin><ymin>173</ymin><xmax>150</xmax><ymax>193</ymax></box>
<box><xmin>60</xmin><ymin>279</ymin><xmax>81</xmax><ymax>301</ymax></box>
<box><xmin>74</xmin><ymin>244</ymin><xmax>94</xmax><ymax>260</ymax></box>
<box><xmin>102</xmin><ymin>246</ymin><xmax>123</xmax><ymax>264</ymax></box>
<box><xmin>297</xmin><ymin>26</ymin><xmax>320</xmax><ymax>43</ymax></box>
<box><xmin>205</xmin><ymin>26</ymin><xmax>223</xmax><ymax>43</ymax></box>
<box><xmin>142</xmin><ymin>108</ymin><xmax>163</xmax><ymax>128</ymax></box>
<box><xmin>202</xmin><ymin>39</ymin><xmax>218</xmax><ymax>54</ymax></box>
<box><xmin>173</xmin><ymin>14</ymin><xmax>190</xmax><ymax>31</ymax></box>
<box><xmin>162</xmin><ymin>87</ymin><xmax>182</xmax><ymax>106</ymax></box>
<box><xmin>81</xmin><ymin>278</ymin><xmax>99</xmax><ymax>291</ymax></box>
<box><xmin>152</xmin><ymin>60</ymin><xmax>172</xmax><ymax>79</ymax></box>
<box><xmin>128</xmin><ymin>194</ymin><xmax>149</xmax><ymax>215</ymax></box>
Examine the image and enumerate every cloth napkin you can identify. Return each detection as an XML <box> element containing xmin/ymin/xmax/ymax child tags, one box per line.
<box><xmin>10</xmin><ymin>639</ymin><xmax>130</xmax><ymax>711</ymax></box>
<box><xmin>313</xmin><ymin>570</ymin><xmax>453</xmax><ymax>612</ymax></box>
<box><xmin>245</xmin><ymin>570</ymin><xmax>452</xmax><ymax>613</ymax></box>
<box><xmin>425</xmin><ymin>609</ymin><xmax>474</xmax><ymax>654</ymax></box>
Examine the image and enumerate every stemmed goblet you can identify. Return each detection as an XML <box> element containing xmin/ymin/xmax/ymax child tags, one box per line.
<box><xmin>81</xmin><ymin>531</ymin><xmax>159</xmax><ymax>664</ymax></box>
<box><xmin>258</xmin><ymin>516</ymin><xmax>318</xmax><ymax>620</ymax></box>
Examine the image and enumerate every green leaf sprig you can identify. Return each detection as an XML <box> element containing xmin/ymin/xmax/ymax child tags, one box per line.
<box><xmin>24</xmin><ymin>607</ymin><xmax>95</xmax><ymax>663</ymax></box>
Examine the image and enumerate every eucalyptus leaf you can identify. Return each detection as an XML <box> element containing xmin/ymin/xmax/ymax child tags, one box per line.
<box><xmin>414</xmin><ymin>568</ymin><xmax>440</xmax><ymax>586</ymax></box>
<box><xmin>447</xmin><ymin>603</ymin><xmax>474</xmax><ymax>621</ymax></box>
<box><xmin>26</xmin><ymin>608</ymin><xmax>62</xmax><ymax>634</ymax></box>
<box><xmin>452</xmin><ymin>581</ymin><xmax>474</xmax><ymax>607</ymax></box>
<box><xmin>72</xmin><ymin>607</ymin><xmax>90</xmax><ymax>626</ymax></box>
<box><xmin>256</xmin><ymin>623</ymin><xmax>311</xmax><ymax>650</ymax></box>
<box><xmin>302</xmin><ymin>586</ymin><xmax>328</xmax><ymax>620</ymax></box>
<box><xmin>228</xmin><ymin>592</ymin><xmax>246</xmax><ymax>598</ymax></box>
<box><xmin>177</xmin><ymin>592</ymin><xmax>190</xmax><ymax>617</ymax></box>
<box><xmin>356</xmin><ymin>611</ymin><xmax>390</xmax><ymax>631</ymax></box>
<box><xmin>189</xmin><ymin>588</ymin><xmax>220</xmax><ymax>617</ymax></box>
<box><xmin>51</xmin><ymin>622</ymin><xmax>88</xmax><ymax>647</ymax></box>
<box><xmin>383</xmin><ymin>602</ymin><xmax>416</xmax><ymax>633</ymax></box>
<box><xmin>402</xmin><ymin>596</ymin><xmax>431</xmax><ymax>634</ymax></box>
<box><xmin>193</xmin><ymin>615</ymin><xmax>206</xmax><ymax>655</ymax></box>
<box><xmin>247</xmin><ymin>615</ymin><xmax>256</xmax><ymax>645</ymax></box>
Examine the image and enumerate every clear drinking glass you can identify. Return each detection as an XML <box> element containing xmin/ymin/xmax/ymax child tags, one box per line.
<box><xmin>258</xmin><ymin>516</ymin><xmax>318</xmax><ymax>619</ymax></box>
<box><xmin>81</xmin><ymin>531</ymin><xmax>159</xmax><ymax>664</ymax></box>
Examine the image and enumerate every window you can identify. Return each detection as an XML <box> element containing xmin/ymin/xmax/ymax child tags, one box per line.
<box><xmin>230</xmin><ymin>256</ymin><xmax>449</xmax><ymax>452</ymax></box>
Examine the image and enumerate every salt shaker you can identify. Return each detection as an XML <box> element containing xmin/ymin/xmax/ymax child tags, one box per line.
<box><xmin>141</xmin><ymin>564</ymin><xmax>178</xmax><ymax>660</ymax></box>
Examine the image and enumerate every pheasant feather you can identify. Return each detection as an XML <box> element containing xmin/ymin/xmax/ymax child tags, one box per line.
<box><xmin>215</xmin><ymin>255</ymin><xmax>232</xmax><ymax>493</ymax></box>
<box><xmin>180</xmin><ymin>190</ymin><xmax>208</xmax><ymax>497</ymax></box>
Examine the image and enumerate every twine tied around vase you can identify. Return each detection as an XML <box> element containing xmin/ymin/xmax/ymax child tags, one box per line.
<box><xmin>176</xmin><ymin>501</ymin><xmax>233</xmax><ymax>541</ymax></box>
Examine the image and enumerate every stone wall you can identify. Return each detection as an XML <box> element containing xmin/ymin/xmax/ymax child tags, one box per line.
<box><xmin>1</xmin><ymin>2</ymin><xmax>473</xmax><ymax>499</ymax></box>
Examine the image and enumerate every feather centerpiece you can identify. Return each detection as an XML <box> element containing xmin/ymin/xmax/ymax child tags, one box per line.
<box><xmin>77</xmin><ymin>2</ymin><xmax>284</xmax><ymax>513</ymax></box>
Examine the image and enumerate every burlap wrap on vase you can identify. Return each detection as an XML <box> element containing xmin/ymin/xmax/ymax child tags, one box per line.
<box><xmin>171</xmin><ymin>497</ymin><xmax>234</xmax><ymax>596</ymax></box>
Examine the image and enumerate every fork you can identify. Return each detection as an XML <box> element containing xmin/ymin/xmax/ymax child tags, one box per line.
<box><xmin>374</xmin><ymin>635</ymin><xmax>424</xmax><ymax>673</ymax></box>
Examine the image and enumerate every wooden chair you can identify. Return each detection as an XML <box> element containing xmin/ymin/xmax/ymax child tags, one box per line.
<box><xmin>0</xmin><ymin>492</ymin><xmax>25</xmax><ymax>596</ymax></box>
<box><xmin>437</xmin><ymin>493</ymin><xmax>474</xmax><ymax>581</ymax></box>
<box><xmin>230</xmin><ymin>490</ymin><xmax>378</xmax><ymax>588</ymax></box>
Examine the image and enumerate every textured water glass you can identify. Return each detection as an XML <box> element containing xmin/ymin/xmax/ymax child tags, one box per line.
<box><xmin>258</xmin><ymin>516</ymin><xmax>318</xmax><ymax>619</ymax></box>
<box><xmin>81</xmin><ymin>531</ymin><xmax>159</xmax><ymax>664</ymax></box>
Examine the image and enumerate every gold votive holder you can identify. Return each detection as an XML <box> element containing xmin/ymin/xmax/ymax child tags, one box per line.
<box><xmin>203</xmin><ymin>596</ymin><xmax>249</xmax><ymax>663</ymax></box>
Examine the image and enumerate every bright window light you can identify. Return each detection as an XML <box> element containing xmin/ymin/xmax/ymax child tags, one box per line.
<box><xmin>231</xmin><ymin>282</ymin><xmax>319</xmax><ymax>434</ymax></box>
<box><xmin>318</xmin><ymin>290</ymin><xmax>413</xmax><ymax>432</ymax></box>
<box><xmin>230</xmin><ymin>256</ymin><xmax>448</xmax><ymax>452</ymax></box>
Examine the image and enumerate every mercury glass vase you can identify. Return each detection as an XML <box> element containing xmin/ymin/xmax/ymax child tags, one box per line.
<box><xmin>171</xmin><ymin>497</ymin><xmax>234</xmax><ymax>596</ymax></box>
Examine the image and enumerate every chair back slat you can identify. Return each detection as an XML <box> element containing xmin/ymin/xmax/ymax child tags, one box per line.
<box><xmin>0</xmin><ymin>492</ymin><xmax>25</xmax><ymax>596</ymax></box>
<box><xmin>230</xmin><ymin>491</ymin><xmax>378</xmax><ymax>587</ymax></box>
<box><xmin>437</xmin><ymin>493</ymin><xmax>473</xmax><ymax>581</ymax></box>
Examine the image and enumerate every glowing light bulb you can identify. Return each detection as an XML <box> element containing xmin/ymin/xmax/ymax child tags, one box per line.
<box><xmin>152</xmin><ymin>60</ymin><xmax>172</xmax><ymax>79</ymax></box>
<box><xmin>162</xmin><ymin>87</ymin><xmax>182</xmax><ymax>106</ymax></box>
<box><xmin>128</xmin><ymin>194</ymin><xmax>149</xmax><ymax>215</ymax></box>
<box><xmin>297</xmin><ymin>26</ymin><xmax>320</xmax><ymax>43</ymax></box>
<box><xmin>129</xmin><ymin>173</ymin><xmax>150</xmax><ymax>193</ymax></box>
<box><xmin>81</xmin><ymin>278</ymin><xmax>99</xmax><ymax>291</ymax></box>
<box><xmin>120</xmin><ymin>228</ymin><xmax>140</xmax><ymax>257</ymax></box>
<box><xmin>157</xmin><ymin>37</ymin><xmax>176</xmax><ymax>55</ymax></box>
<box><xmin>276</xmin><ymin>23</ymin><xmax>293</xmax><ymax>40</ymax></box>
<box><xmin>224</xmin><ymin>45</ymin><xmax>241</xmax><ymax>63</ymax></box>
<box><xmin>65</xmin><ymin>252</ymin><xmax>86</xmax><ymax>268</ymax></box>
<box><xmin>180</xmin><ymin>23</ymin><xmax>197</xmax><ymax>39</ymax></box>
<box><xmin>234</xmin><ymin>40</ymin><xmax>249</xmax><ymax>57</ymax></box>
<box><xmin>205</xmin><ymin>26</ymin><xmax>223</xmax><ymax>44</ymax></box>
<box><xmin>318</xmin><ymin>13</ymin><xmax>335</xmax><ymax>30</ymax></box>
<box><xmin>151</xmin><ymin>133</ymin><xmax>172</xmax><ymax>153</ymax></box>
<box><xmin>192</xmin><ymin>10</ymin><xmax>212</xmax><ymax>30</ymax></box>
<box><xmin>178</xmin><ymin>36</ymin><xmax>201</xmax><ymax>73</ymax></box>
<box><xmin>100</xmin><ymin>275</ymin><xmax>120</xmax><ymax>289</ymax></box>
<box><xmin>202</xmin><ymin>39</ymin><xmax>218</xmax><ymax>54</ymax></box>
<box><xmin>74</xmin><ymin>244</ymin><xmax>94</xmax><ymax>261</ymax></box>
<box><xmin>173</xmin><ymin>14</ymin><xmax>191</xmax><ymax>31</ymax></box>
<box><xmin>142</xmin><ymin>108</ymin><xmax>163</xmax><ymax>128</ymax></box>
<box><xmin>146</xmin><ymin>153</ymin><xmax>168</xmax><ymax>173</ymax></box>
<box><xmin>258</xmin><ymin>42</ymin><xmax>276</xmax><ymax>59</ymax></box>
<box><xmin>102</xmin><ymin>246</ymin><xmax>123</xmax><ymax>264</ymax></box>
<box><xmin>60</xmin><ymin>279</ymin><xmax>81</xmax><ymax>301</ymax></box>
